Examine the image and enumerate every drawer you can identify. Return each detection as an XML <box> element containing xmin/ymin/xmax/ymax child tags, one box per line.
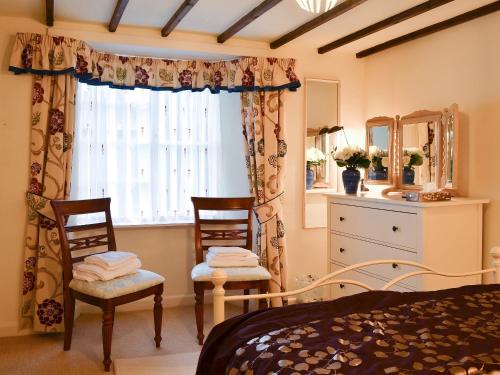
<box><xmin>330</xmin><ymin>234</ymin><xmax>418</xmax><ymax>288</ymax></box>
<box><xmin>329</xmin><ymin>263</ymin><xmax>413</xmax><ymax>300</ymax></box>
<box><xmin>330</xmin><ymin>203</ymin><xmax>418</xmax><ymax>249</ymax></box>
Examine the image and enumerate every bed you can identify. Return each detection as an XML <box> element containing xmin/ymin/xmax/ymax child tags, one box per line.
<box><xmin>196</xmin><ymin>249</ymin><xmax>500</xmax><ymax>374</ymax></box>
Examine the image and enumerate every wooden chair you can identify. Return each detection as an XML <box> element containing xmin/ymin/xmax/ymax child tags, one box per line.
<box><xmin>191</xmin><ymin>197</ymin><xmax>270</xmax><ymax>345</ymax></box>
<box><xmin>51</xmin><ymin>198</ymin><xmax>165</xmax><ymax>372</ymax></box>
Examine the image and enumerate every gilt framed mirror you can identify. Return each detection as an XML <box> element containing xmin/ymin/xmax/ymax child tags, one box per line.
<box><xmin>365</xmin><ymin>117</ymin><xmax>395</xmax><ymax>185</ymax></box>
<box><xmin>303</xmin><ymin>78</ymin><xmax>340</xmax><ymax>228</ymax></box>
<box><xmin>397</xmin><ymin>110</ymin><xmax>443</xmax><ymax>190</ymax></box>
<box><xmin>441</xmin><ymin>103</ymin><xmax>460</xmax><ymax>195</ymax></box>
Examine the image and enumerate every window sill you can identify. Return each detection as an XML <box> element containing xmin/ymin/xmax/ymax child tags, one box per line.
<box><xmin>114</xmin><ymin>222</ymin><xmax>194</xmax><ymax>230</ymax></box>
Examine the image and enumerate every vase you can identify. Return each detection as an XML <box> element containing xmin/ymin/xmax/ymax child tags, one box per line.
<box><xmin>403</xmin><ymin>168</ymin><xmax>415</xmax><ymax>185</ymax></box>
<box><xmin>368</xmin><ymin>169</ymin><xmax>388</xmax><ymax>181</ymax></box>
<box><xmin>306</xmin><ymin>168</ymin><xmax>314</xmax><ymax>190</ymax></box>
<box><xmin>342</xmin><ymin>168</ymin><xmax>360</xmax><ymax>194</ymax></box>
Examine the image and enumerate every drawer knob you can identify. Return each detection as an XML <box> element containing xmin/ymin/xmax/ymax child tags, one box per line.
<box><xmin>392</xmin><ymin>226</ymin><xmax>399</xmax><ymax>232</ymax></box>
<box><xmin>339</xmin><ymin>283</ymin><xmax>345</xmax><ymax>289</ymax></box>
<box><xmin>339</xmin><ymin>217</ymin><xmax>345</xmax><ymax>222</ymax></box>
<box><xmin>392</xmin><ymin>263</ymin><xmax>399</xmax><ymax>269</ymax></box>
<box><xmin>339</xmin><ymin>247</ymin><xmax>345</xmax><ymax>253</ymax></box>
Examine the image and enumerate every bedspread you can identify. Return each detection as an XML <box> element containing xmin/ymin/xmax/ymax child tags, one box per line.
<box><xmin>197</xmin><ymin>284</ymin><xmax>500</xmax><ymax>374</ymax></box>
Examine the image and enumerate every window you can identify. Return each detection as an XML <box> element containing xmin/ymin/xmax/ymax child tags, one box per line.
<box><xmin>71</xmin><ymin>83</ymin><xmax>247</xmax><ymax>225</ymax></box>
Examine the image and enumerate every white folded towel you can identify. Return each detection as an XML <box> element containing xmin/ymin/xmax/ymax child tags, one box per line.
<box><xmin>73</xmin><ymin>258</ymin><xmax>142</xmax><ymax>281</ymax></box>
<box><xmin>208</xmin><ymin>247</ymin><xmax>252</xmax><ymax>257</ymax></box>
<box><xmin>206</xmin><ymin>252</ymin><xmax>258</xmax><ymax>262</ymax></box>
<box><xmin>85</xmin><ymin>251</ymin><xmax>138</xmax><ymax>269</ymax></box>
<box><xmin>206</xmin><ymin>257</ymin><xmax>259</xmax><ymax>268</ymax></box>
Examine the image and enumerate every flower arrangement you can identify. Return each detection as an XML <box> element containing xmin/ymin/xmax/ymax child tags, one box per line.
<box><xmin>332</xmin><ymin>145</ymin><xmax>371</xmax><ymax>170</ymax></box>
<box><xmin>403</xmin><ymin>147</ymin><xmax>424</xmax><ymax>170</ymax></box>
<box><xmin>306</xmin><ymin>147</ymin><xmax>327</xmax><ymax>169</ymax></box>
<box><xmin>368</xmin><ymin>145</ymin><xmax>389</xmax><ymax>172</ymax></box>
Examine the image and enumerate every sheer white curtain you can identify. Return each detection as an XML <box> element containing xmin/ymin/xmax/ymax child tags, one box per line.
<box><xmin>71</xmin><ymin>83</ymin><xmax>223</xmax><ymax>224</ymax></box>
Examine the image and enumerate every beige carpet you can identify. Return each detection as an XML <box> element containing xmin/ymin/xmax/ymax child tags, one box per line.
<box><xmin>0</xmin><ymin>304</ymin><xmax>240</xmax><ymax>375</ymax></box>
<box><xmin>114</xmin><ymin>352</ymin><xmax>200</xmax><ymax>375</ymax></box>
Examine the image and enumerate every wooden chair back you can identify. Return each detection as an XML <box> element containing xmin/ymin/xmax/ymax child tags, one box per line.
<box><xmin>51</xmin><ymin>198</ymin><xmax>117</xmax><ymax>289</ymax></box>
<box><xmin>191</xmin><ymin>197</ymin><xmax>255</xmax><ymax>265</ymax></box>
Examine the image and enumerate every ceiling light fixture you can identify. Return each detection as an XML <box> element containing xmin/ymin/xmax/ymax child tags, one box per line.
<box><xmin>295</xmin><ymin>0</ymin><xmax>338</xmax><ymax>13</ymax></box>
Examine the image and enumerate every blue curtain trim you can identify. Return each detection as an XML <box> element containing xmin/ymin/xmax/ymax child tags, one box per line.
<box><xmin>9</xmin><ymin>65</ymin><xmax>301</xmax><ymax>93</ymax></box>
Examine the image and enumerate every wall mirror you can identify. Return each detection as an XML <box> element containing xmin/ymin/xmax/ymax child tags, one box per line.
<box><xmin>441</xmin><ymin>104</ymin><xmax>460</xmax><ymax>194</ymax></box>
<box><xmin>304</xmin><ymin>79</ymin><xmax>339</xmax><ymax>228</ymax></box>
<box><xmin>365</xmin><ymin>117</ymin><xmax>395</xmax><ymax>185</ymax></box>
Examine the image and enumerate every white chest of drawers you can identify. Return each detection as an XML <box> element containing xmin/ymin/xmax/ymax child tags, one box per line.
<box><xmin>326</xmin><ymin>193</ymin><xmax>488</xmax><ymax>299</ymax></box>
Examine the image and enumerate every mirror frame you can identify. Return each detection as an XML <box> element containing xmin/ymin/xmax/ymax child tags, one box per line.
<box><xmin>303</xmin><ymin>78</ymin><xmax>340</xmax><ymax>229</ymax></box>
<box><xmin>441</xmin><ymin>103</ymin><xmax>460</xmax><ymax>195</ymax></box>
<box><xmin>365</xmin><ymin>116</ymin><xmax>396</xmax><ymax>185</ymax></box>
<box><xmin>396</xmin><ymin>110</ymin><xmax>443</xmax><ymax>191</ymax></box>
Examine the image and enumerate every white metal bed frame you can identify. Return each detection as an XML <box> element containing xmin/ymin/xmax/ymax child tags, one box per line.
<box><xmin>211</xmin><ymin>247</ymin><xmax>500</xmax><ymax>325</ymax></box>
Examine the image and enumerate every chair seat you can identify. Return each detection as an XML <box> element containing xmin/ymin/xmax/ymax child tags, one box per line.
<box><xmin>191</xmin><ymin>262</ymin><xmax>271</xmax><ymax>282</ymax></box>
<box><xmin>69</xmin><ymin>269</ymin><xmax>165</xmax><ymax>299</ymax></box>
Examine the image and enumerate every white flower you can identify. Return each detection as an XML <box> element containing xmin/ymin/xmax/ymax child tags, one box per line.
<box><xmin>369</xmin><ymin>145</ymin><xmax>384</xmax><ymax>158</ymax></box>
<box><xmin>333</xmin><ymin>145</ymin><xmax>366</xmax><ymax>162</ymax></box>
<box><xmin>404</xmin><ymin>147</ymin><xmax>424</xmax><ymax>158</ymax></box>
<box><xmin>306</xmin><ymin>147</ymin><xmax>326</xmax><ymax>163</ymax></box>
<box><xmin>381</xmin><ymin>156</ymin><xmax>389</xmax><ymax>168</ymax></box>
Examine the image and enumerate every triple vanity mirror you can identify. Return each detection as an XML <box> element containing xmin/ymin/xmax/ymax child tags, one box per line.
<box><xmin>304</xmin><ymin>78</ymin><xmax>340</xmax><ymax>228</ymax></box>
<box><xmin>369</xmin><ymin>104</ymin><xmax>460</xmax><ymax>195</ymax></box>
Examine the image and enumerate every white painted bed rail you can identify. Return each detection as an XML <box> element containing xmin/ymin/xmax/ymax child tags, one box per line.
<box><xmin>211</xmin><ymin>247</ymin><xmax>500</xmax><ymax>325</ymax></box>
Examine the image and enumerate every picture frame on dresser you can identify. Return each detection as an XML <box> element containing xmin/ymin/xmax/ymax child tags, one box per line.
<box><xmin>325</xmin><ymin>193</ymin><xmax>488</xmax><ymax>299</ymax></box>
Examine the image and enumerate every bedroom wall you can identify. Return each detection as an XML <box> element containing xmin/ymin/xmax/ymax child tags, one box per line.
<box><xmin>0</xmin><ymin>15</ymin><xmax>365</xmax><ymax>335</ymax></box>
<box><xmin>362</xmin><ymin>11</ymin><xmax>500</xmax><ymax>281</ymax></box>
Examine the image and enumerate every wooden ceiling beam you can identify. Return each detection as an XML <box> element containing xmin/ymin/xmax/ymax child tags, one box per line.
<box><xmin>318</xmin><ymin>0</ymin><xmax>455</xmax><ymax>54</ymax></box>
<box><xmin>161</xmin><ymin>0</ymin><xmax>199</xmax><ymax>38</ymax></box>
<box><xmin>356</xmin><ymin>0</ymin><xmax>500</xmax><ymax>58</ymax></box>
<box><xmin>46</xmin><ymin>0</ymin><xmax>54</xmax><ymax>27</ymax></box>
<box><xmin>270</xmin><ymin>0</ymin><xmax>368</xmax><ymax>49</ymax></box>
<box><xmin>217</xmin><ymin>0</ymin><xmax>283</xmax><ymax>44</ymax></box>
<box><xmin>109</xmin><ymin>0</ymin><xmax>130</xmax><ymax>32</ymax></box>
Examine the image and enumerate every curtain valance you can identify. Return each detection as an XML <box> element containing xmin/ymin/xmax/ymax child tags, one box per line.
<box><xmin>9</xmin><ymin>33</ymin><xmax>300</xmax><ymax>93</ymax></box>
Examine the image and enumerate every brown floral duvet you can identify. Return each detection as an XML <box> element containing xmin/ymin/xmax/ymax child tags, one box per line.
<box><xmin>196</xmin><ymin>284</ymin><xmax>500</xmax><ymax>374</ymax></box>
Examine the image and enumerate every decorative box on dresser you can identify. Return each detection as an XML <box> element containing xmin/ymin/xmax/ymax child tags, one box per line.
<box><xmin>325</xmin><ymin>193</ymin><xmax>488</xmax><ymax>299</ymax></box>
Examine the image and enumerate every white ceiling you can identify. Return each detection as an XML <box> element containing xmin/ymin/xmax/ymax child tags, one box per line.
<box><xmin>0</xmin><ymin>0</ymin><xmax>496</xmax><ymax>53</ymax></box>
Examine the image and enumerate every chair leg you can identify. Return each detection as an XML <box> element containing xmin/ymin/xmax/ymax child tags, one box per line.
<box><xmin>63</xmin><ymin>292</ymin><xmax>75</xmax><ymax>351</ymax></box>
<box><xmin>154</xmin><ymin>285</ymin><xmax>163</xmax><ymax>348</ymax></box>
<box><xmin>259</xmin><ymin>287</ymin><xmax>268</xmax><ymax>310</ymax></box>
<box><xmin>243</xmin><ymin>289</ymin><xmax>250</xmax><ymax>313</ymax></box>
<box><xmin>101</xmin><ymin>304</ymin><xmax>115</xmax><ymax>372</ymax></box>
<box><xmin>194</xmin><ymin>283</ymin><xmax>204</xmax><ymax>345</ymax></box>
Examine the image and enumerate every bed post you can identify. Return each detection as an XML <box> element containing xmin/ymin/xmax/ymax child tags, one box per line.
<box><xmin>491</xmin><ymin>247</ymin><xmax>500</xmax><ymax>284</ymax></box>
<box><xmin>211</xmin><ymin>269</ymin><xmax>228</xmax><ymax>326</ymax></box>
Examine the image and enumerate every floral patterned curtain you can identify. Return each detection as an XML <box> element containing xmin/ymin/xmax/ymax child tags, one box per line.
<box><xmin>241</xmin><ymin>91</ymin><xmax>288</xmax><ymax>307</ymax></box>
<box><xmin>22</xmin><ymin>74</ymin><xmax>76</xmax><ymax>331</ymax></box>
<box><xmin>9</xmin><ymin>33</ymin><xmax>300</xmax><ymax>93</ymax></box>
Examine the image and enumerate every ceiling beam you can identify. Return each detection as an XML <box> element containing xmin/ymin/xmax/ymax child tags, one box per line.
<box><xmin>46</xmin><ymin>0</ymin><xmax>54</xmax><ymax>27</ymax></box>
<box><xmin>356</xmin><ymin>0</ymin><xmax>500</xmax><ymax>58</ymax></box>
<box><xmin>318</xmin><ymin>0</ymin><xmax>455</xmax><ymax>54</ymax></box>
<box><xmin>270</xmin><ymin>0</ymin><xmax>368</xmax><ymax>49</ymax></box>
<box><xmin>109</xmin><ymin>0</ymin><xmax>130</xmax><ymax>32</ymax></box>
<box><xmin>217</xmin><ymin>0</ymin><xmax>283</xmax><ymax>44</ymax></box>
<box><xmin>161</xmin><ymin>0</ymin><xmax>199</xmax><ymax>38</ymax></box>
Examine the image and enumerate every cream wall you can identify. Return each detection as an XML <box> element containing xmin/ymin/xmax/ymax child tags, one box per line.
<box><xmin>0</xmin><ymin>16</ymin><xmax>365</xmax><ymax>335</ymax></box>
<box><xmin>363</xmin><ymin>11</ymin><xmax>500</xmax><ymax>280</ymax></box>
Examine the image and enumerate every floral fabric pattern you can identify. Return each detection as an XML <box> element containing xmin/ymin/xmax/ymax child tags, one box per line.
<box><xmin>9</xmin><ymin>33</ymin><xmax>301</xmax><ymax>93</ymax></box>
<box><xmin>241</xmin><ymin>91</ymin><xmax>288</xmax><ymax>307</ymax></box>
<box><xmin>21</xmin><ymin>74</ymin><xmax>76</xmax><ymax>332</ymax></box>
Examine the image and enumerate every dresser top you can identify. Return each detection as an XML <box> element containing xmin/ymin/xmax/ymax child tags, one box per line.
<box><xmin>324</xmin><ymin>192</ymin><xmax>489</xmax><ymax>208</ymax></box>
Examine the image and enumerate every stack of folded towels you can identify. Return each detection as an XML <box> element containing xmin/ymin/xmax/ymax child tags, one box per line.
<box><xmin>206</xmin><ymin>247</ymin><xmax>258</xmax><ymax>267</ymax></box>
<box><xmin>73</xmin><ymin>251</ymin><xmax>141</xmax><ymax>282</ymax></box>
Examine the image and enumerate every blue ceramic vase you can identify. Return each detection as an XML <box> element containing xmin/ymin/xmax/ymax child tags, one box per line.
<box><xmin>403</xmin><ymin>168</ymin><xmax>415</xmax><ymax>185</ymax></box>
<box><xmin>306</xmin><ymin>168</ymin><xmax>314</xmax><ymax>190</ymax></box>
<box><xmin>368</xmin><ymin>169</ymin><xmax>388</xmax><ymax>181</ymax></box>
<box><xmin>342</xmin><ymin>168</ymin><xmax>360</xmax><ymax>194</ymax></box>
